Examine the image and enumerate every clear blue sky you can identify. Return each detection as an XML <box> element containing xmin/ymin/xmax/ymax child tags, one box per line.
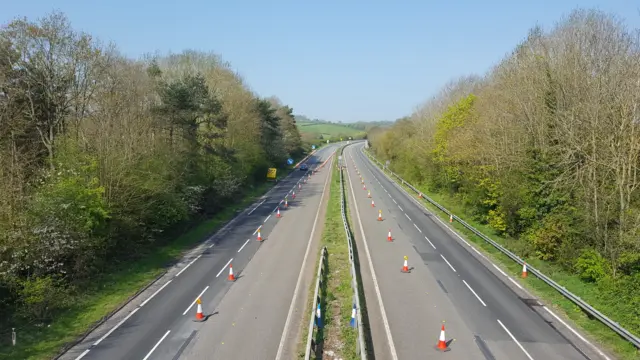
<box><xmin>3</xmin><ymin>1</ymin><xmax>639</xmax><ymax>123</ymax></box>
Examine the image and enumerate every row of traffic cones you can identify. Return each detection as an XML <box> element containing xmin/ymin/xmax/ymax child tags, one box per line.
<box><xmin>354</xmin><ymin>160</ymin><xmax>534</xmax><ymax>279</ymax></box>
<box><xmin>194</xmin><ymin>159</ymin><xmax>336</xmax><ymax>324</ymax></box>
<box><xmin>259</xmin><ymin>160</ymin><xmax>314</xmax><ymax>239</ymax></box>
<box><xmin>193</xmin><ymin>263</ymin><xmax>237</xmax><ymax>321</ymax></box>
<box><xmin>352</xmin><ymin>161</ymin><xmax>452</xmax><ymax>352</ymax></box>
<box><xmin>273</xmin><ymin>174</ymin><xmax>305</xmax><ymax>219</ymax></box>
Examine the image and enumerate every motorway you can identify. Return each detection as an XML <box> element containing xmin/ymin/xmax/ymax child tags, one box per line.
<box><xmin>343</xmin><ymin>142</ymin><xmax>603</xmax><ymax>360</ymax></box>
<box><xmin>62</xmin><ymin>143</ymin><xmax>339</xmax><ymax>360</ymax></box>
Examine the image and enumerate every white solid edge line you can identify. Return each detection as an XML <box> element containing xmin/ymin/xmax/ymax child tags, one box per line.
<box><xmin>425</xmin><ymin>236</ymin><xmax>436</xmax><ymax>249</ymax></box>
<box><xmin>275</xmin><ymin>148</ymin><xmax>334</xmax><ymax>360</ymax></box>
<box><xmin>142</xmin><ymin>330</ymin><xmax>171</xmax><ymax>360</ymax></box>
<box><xmin>542</xmin><ymin>306</ymin><xmax>612</xmax><ymax>360</ymax></box>
<box><xmin>462</xmin><ymin>280</ymin><xmax>487</xmax><ymax>306</ymax></box>
<box><xmin>404</xmin><ymin>213</ymin><xmax>411</xmax><ymax>221</ymax></box>
<box><xmin>344</xmin><ymin>147</ymin><xmax>399</xmax><ymax>360</ymax></box>
<box><xmin>497</xmin><ymin>319</ymin><xmax>535</xmax><ymax>360</ymax></box>
<box><xmin>355</xmin><ymin>147</ymin><xmax>589</xmax><ymax>357</ymax></box>
<box><xmin>413</xmin><ymin>223</ymin><xmax>422</xmax><ymax>233</ymax></box>
<box><xmin>238</xmin><ymin>239</ymin><xmax>250</xmax><ymax>253</ymax></box>
<box><xmin>440</xmin><ymin>254</ymin><xmax>457</xmax><ymax>272</ymax></box>
<box><xmin>264</xmin><ymin>214</ymin><xmax>271</xmax><ymax>223</ymax></box>
<box><xmin>508</xmin><ymin>277</ymin><xmax>524</xmax><ymax>290</ymax></box>
<box><xmin>74</xmin><ymin>349</ymin><xmax>90</xmax><ymax>360</ymax></box>
<box><xmin>182</xmin><ymin>285</ymin><xmax>210</xmax><ymax>315</ymax></box>
<box><xmin>493</xmin><ymin>263</ymin><xmax>508</xmax><ymax>277</ymax></box>
<box><xmin>140</xmin><ymin>280</ymin><xmax>173</xmax><ymax>307</ymax></box>
<box><xmin>471</xmin><ymin>246</ymin><xmax>486</xmax><ymax>258</ymax></box>
<box><xmin>93</xmin><ymin>307</ymin><xmax>140</xmax><ymax>346</ymax></box>
<box><xmin>216</xmin><ymin>258</ymin><xmax>233</xmax><ymax>278</ymax></box>
<box><xmin>175</xmin><ymin>254</ymin><xmax>202</xmax><ymax>277</ymax></box>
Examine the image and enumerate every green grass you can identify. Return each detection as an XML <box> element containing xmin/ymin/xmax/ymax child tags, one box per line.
<box><xmin>297</xmin><ymin>122</ymin><xmax>365</xmax><ymax>140</ymax></box>
<box><xmin>341</xmin><ymin>166</ymin><xmax>374</xmax><ymax>358</ymax></box>
<box><xmin>298</xmin><ymin>152</ymin><xmax>358</xmax><ymax>360</ymax></box>
<box><xmin>363</xmin><ymin>150</ymin><xmax>640</xmax><ymax>360</ymax></box>
<box><xmin>0</xmin><ymin>173</ymin><xmax>292</xmax><ymax>360</ymax></box>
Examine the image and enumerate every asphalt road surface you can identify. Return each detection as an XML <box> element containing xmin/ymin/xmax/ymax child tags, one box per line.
<box><xmin>61</xmin><ymin>144</ymin><xmax>339</xmax><ymax>360</ymax></box>
<box><xmin>343</xmin><ymin>142</ymin><xmax>605</xmax><ymax>360</ymax></box>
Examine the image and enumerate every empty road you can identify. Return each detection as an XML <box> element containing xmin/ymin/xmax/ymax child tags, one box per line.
<box><xmin>62</xmin><ymin>144</ymin><xmax>339</xmax><ymax>360</ymax></box>
<box><xmin>343</xmin><ymin>142</ymin><xmax>605</xmax><ymax>360</ymax></box>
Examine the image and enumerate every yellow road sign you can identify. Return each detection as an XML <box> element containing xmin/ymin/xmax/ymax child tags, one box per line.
<box><xmin>267</xmin><ymin>168</ymin><xmax>277</xmax><ymax>179</ymax></box>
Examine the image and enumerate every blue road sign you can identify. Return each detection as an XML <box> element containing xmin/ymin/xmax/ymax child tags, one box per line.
<box><xmin>312</xmin><ymin>145</ymin><xmax>316</xmax><ymax>150</ymax></box>
<box><xmin>287</xmin><ymin>158</ymin><xmax>294</xmax><ymax>165</ymax></box>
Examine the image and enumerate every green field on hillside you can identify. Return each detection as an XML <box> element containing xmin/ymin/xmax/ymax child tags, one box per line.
<box><xmin>297</xmin><ymin>122</ymin><xmax>365</xmax><ymax>140</ymax></box>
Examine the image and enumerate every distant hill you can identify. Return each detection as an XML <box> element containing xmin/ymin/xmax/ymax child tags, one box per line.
<box><xmin>294</xmin><ymin>115</ymin><xmax>394</xmax><ymax>141</ymax></box>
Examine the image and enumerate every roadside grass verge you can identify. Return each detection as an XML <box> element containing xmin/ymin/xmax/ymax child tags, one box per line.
<box><xmin>341</xmin><ymin>163</ymin><xmax>374</xmax><ymax>358</ymax></box>
<box><xmin>298</xmin><ymin>158</ymin><xmax>358</xmax><ymax>360</ymax></box>
<box><xmin>363</xmin><ymin>150</ymin><xmax>639</xmax><ymax>360</ymax></box>
<box><xmin>0</xmin><ymin>170</ymin><xmax>294</xmax><ymax>360</ymax></box>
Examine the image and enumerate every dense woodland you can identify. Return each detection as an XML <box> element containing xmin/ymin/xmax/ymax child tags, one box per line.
<box><xmin>370</xmin><ymin>9</ymin><xmax>640</xmax><ymax>335</ymax></box>
<box><xmin>0</xmin><ymin>13</ymin><xmax>304</xmax><ymax>329</ymax></box>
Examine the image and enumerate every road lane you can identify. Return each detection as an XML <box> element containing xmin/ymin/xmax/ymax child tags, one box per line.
<box><xmin>176</xmin><ymin>149</ymin><xmax>335</xmax><ymax>360</ymax></box>
<box><xmin>347</xmin><ymin>143</ymin><xmax>595</xmax><ymax>360</ymax></box>
<box><xmin>343</xmin><ymin>145</ymin><xmax>485</xmax><ymax>360</ymax></box>
<box><xmin>61</xmin><ymin>144</ymin><xmax>339</xmax><ymax>360</ymax></box>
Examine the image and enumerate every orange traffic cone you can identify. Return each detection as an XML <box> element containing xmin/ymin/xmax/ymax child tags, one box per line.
<box><xmin>292</xmin><ymin>191</ymin><xmax>296</xmax><ymax>199</ymax></box>
<box><xmin>228</xmin><ymin>264</ymin><xmax>236</xmax><ymax>281</ymax></box>
<box><xmin>371</xmin><ymin>199</ymin><xmax>375</xmax><ymax>207</ymax></box>
<box><xmin>377</xmin><ymin>210</ymin><xmax>382</xmax><ymax>221</ymax></box>
<box><xmin>298</xmin><ymin>183</ymin><xmax>301</xmax><ymax>189</ymax></box>
<box><xmin>401</xmin><ymin>256</ymin><xmax>410</xmax><ymax>273</ymax></box>
<box><xmin>304</xmin><ymin>178</ymin><xmax>307</xmax><ymax>184</ymax></box>
<box><xmin>435</xmin><ymin>323</ymin><xmax>450</xmax><ymax>352</ymax></box>
<box><xmin>522</xmin><ymin>262</ymin><xmax>528</xmax><ymax>278</ymax></box>
<box><xmin>363</xmin><ymin>184</ymin><xmax>367</xmax><ymax>190</ymax></box>
<box><xmin>419</xmin><ymin>193</ymin><xmax>423</xmax><ymax>198</ymax></box>
<box><xmin>367</xmin><ymin>190</ymin><xmax>371</xmax><ymax>198</ymax></box>
<box><xmin>276</xmin><ymin>208</ymin><xmax>281</xmax><ymax>218</ymax></box>
<box><xmin>387</xmin><ymin>229</ymin><xmax>393</xmax><ymax>242</ymax></box>
<box><xmin>449</xmin><ymin>214</ymin><xmax>453</xmax><ymax>223</ymax></box>
<box><xmin>257</xmin><ymin>229</ymin><xmax>262</xmax><ymax>241</ymax></box>
<box><xmin>194</xmin><ymin>298</ymin><xmax>205</xmax><ymax>322</ymax></box>
<box><xmin>361</xmin><ymin>178</ymin><xmax>364</xmax><ymax>184</ymax></box>
<box><xmin>285</xmin><ymin>199</ymin><xmax>288</xmax><ymax>208</ymax></box>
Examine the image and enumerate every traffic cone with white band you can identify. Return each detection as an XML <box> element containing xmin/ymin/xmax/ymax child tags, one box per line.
<box><xmin>228</xmin><ymin>264</ymin><xmax>236</xmax><ymax>281</ymax></box>
<box><xmin>435</xmin><ymin>323</ymin><xmax>450</xmax><ymax>352</ymax></box>
<box><xmin>401</xmin><ymin>256</ymin><xmax>410</xmax><ymax>273</ymax></box>
<box><xmin>193</xmin><ymin>298</ymin><xmax>205</xmax><ymax>322</ymax></box>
